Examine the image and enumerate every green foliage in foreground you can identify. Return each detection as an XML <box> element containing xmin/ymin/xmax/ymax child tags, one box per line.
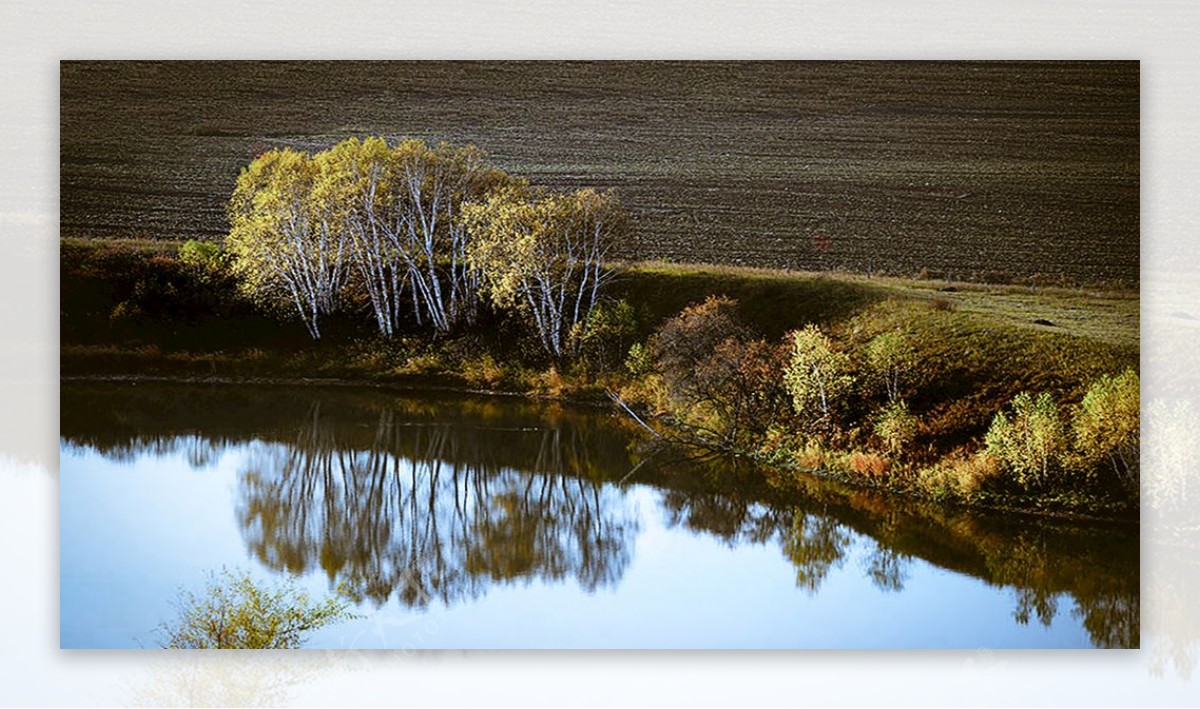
<box><xmin>158</xmin><ymin>568</ymin><xmax>355</xmax><ymax>649</ymax></box>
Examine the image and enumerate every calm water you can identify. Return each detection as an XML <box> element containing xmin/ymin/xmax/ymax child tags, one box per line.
<box><xmin>60</xmin><ymin>381</ymin><xmax>1138</xmax><ymax>649</ymax></box>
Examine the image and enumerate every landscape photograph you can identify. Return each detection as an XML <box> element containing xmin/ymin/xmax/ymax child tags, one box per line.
<box><xmin>59</xmin><ymin>60</ymin><xmax>1139</xmax><ymax>650</ymax></box>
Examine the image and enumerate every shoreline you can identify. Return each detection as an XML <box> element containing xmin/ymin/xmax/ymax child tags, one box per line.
<box><xmin>62</xmin><ymin>370</ymin><xmax>1139</xmax><ymax>527</ymax></box>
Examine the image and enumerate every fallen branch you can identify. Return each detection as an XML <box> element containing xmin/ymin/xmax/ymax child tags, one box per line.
<box><xmin>605</xmin><ymin>389</ymin><xmax>662</xmax><ymax>439</ymax></box>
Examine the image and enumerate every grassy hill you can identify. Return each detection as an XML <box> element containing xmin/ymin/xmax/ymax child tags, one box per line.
<box><xmin>61</xmin><ymin>238</ymin><xmax>1137</xmax><ymax>452</ymax></box>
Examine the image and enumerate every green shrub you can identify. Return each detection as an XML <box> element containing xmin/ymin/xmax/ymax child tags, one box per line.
<box><xmin>985</xmin><ymin>391</ymin><xmax>1068</xmax><ymax>490</ymax></box>
<box><xmin>158</xmin><ymin>568</ymin><xmax>354</xmax><ymax>649</ymax></box>
<box><xmin>572</xmin><ymin>298</ymin><xmax>638</xmax><ymax>373</ymax></box>
<box><xmin>1072</xmin><ymin>369</ymin><xmax>1139</xmax><ymax>489</ymax></box>
<box><xmin>783</xmin><ymin>324</ymin><xmax>855</xmax><ymax>435</ymax></box>
<box><xmin>178</xmin><ymin>239</ymin><xmax>224</xmax><ymax>272</ymax></box>
<box><xmin>874</xmin><ymin>400</ymin><xmax>918</xmax><ymax>455</ymax></box>
<box><xmin>624</xmin><ymin>342</ymin><xmax>655</xmax><ymax>377</ymax></box>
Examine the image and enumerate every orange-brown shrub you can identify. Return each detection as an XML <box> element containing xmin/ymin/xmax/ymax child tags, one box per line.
<box><xmin>844</xmin><ymin>451</ymin><xmax>891</xmax><ymax>479</ymax></box>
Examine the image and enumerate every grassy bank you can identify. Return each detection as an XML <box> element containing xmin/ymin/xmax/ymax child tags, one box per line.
<box><xmin>61</xmin><ymin>238</ymin><xmax>1139</xmax><ymax>518</ymax></box>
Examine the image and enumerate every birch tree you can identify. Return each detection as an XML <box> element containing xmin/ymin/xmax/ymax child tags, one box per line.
<box><xmin>1072</xmin><ymin>369</ymin><xmax>1139</xmax><ymax>488</ymax></box>
<box><xmin>865</xmin><ymin>331</ymin><xmax>917</xmax><ymax>404</ymax></box>
<box><xmin>985</xmin><ymin>391</ymin><xmax>1068</xmax><ymax>490</ymax></box>
<box><xmin>226</xmin><ymin>148</ymin><xmax>350</xmax><ymax>340</ymax></box>
<box><xmin>321</xmin><ymin>137</ymin><xmax>510</xmax><ymax>337</ymax></box>
<box><xmin>314</xmin><ymin>138</ymin><xmax>404</xmax><ymax>337</ymax></box>
<box><xmin>462</xmin><ymin>186</ymin><xmax>627</xmax><ymax>359</ymax></box>
<box><xmin>783</xmin><ymin>325</ymin><xmax>855</xmax><ymax>434</ymax></box>
<box><xmin>388</xmin><ymin>139</ymin><xmax>507</xmax><ymax>334</ymax></box>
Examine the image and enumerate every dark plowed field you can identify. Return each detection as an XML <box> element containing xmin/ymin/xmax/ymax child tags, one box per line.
<box><xmin>60</xmin><ymin>61</ymin><xmax>1138</xmax><ymax>285</ymax></box>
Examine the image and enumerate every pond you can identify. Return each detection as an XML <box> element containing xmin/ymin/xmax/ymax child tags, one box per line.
<box><xmin>59</xmin><ymin>381</ymin><xmax>1138</xmax><ymax>649</ymax></box>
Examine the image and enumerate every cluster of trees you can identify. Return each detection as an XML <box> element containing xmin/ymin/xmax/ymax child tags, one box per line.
<box><xmin>225</xmin><ymin>137</ymin><xmax>625</xmax><ymax>357</ymax></box>
<box><xmin>637</xmin><ymin>296</ymin><xmax>920</xmax><ymax>454</ymax></box>
<box><xmin>218</xmin><ymin>137</ymin><xmax>1137</xmax><ymax>510</ymax></box>
<box><xmin>630</xmin><ymin>296</ymin><xmax>1139</xmax><ymax>503</ymax></box>
<box><xmin>984</xmin><ymin>369</ymin><xmax>1140</xmax><ymax>493</ymax></box>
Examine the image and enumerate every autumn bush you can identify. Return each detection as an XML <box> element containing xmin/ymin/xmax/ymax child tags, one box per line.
<box><xmin>915</xmin><ymin>449</ymin><xmax>1002</xmax><ymax>502</ymax></box>
<box><xmin>643</xmin><ymin>296</ymin><xmax>791</xmax><ymax>449</ymax></box>
<box><xmin>648</xmin><ymin>295</ymin><xmax>747</xmax><ymax>391</ymax></box>
<box><xmin>841</xmin><ymin>450</ymin><xmax>892</xmax><ymax>479</ymax></box>
<box><xmin>791</xmin><ymin>440</ymin><xmax>830</xmax><ymax>472</ymax></box>
<box><xmin>697</xmin><ymin>336</ymin><xmax>791</xmax><ymax>447</ymax></box>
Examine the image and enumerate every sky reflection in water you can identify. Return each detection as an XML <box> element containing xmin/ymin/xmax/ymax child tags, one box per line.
<box><xmin>59</xmin><ymin>382</ymin><xmax>1138</xmax><ymax>649</ymax></box>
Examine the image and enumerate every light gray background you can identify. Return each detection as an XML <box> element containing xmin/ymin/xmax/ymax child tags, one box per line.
<box><xmin>2</xmin><ymin>1</ymin><xmax>1197</xmax><ymax>706</ymax></box>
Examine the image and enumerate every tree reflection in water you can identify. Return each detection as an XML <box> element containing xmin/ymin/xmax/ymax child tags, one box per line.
<box><xmin>235</xmin><ymin>400</ymin><xmax>639</xmax><ymax>608</ymax></box>
<box><xmin>784</xmin><ymin>513</ymin><xmax>854</xmax><ymax>593</ymax></box>
<box><xmin>654</xmin><ymin>456</ymin><xmax>1138</xmax><ymax>647</ymax></box>
<box><xmin>61</xmin><ymin>382</ymin><xmax>1139</xmax><ymax>647</ymax></box>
